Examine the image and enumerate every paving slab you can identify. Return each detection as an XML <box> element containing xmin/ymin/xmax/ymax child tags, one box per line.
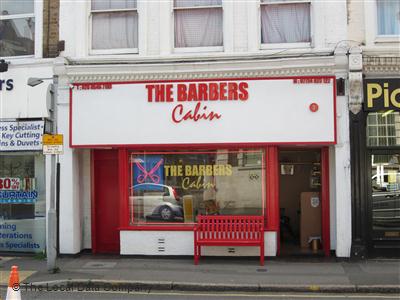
<box><xmin>0</xmin><ymin>255</ymin><xmax>398</xmax><ymax>294</ymax></box>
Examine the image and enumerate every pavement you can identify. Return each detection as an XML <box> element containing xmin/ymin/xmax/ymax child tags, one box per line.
<box><xmin>0</xmin><ymin>254</ymin><xmax>399</xmax><ymax>294</ymax></box>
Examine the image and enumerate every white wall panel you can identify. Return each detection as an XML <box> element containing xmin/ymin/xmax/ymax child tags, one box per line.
<box><xmin>120</xmin><ymin>231</ymin><xmax>276</xmax><ymax>256</ymax></box>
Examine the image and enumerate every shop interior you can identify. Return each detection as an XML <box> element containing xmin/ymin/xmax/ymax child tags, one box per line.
<box><xmin>279</xmin><ymin>149</ymin><xmax>324</xmax><ymax>256</ymax></box>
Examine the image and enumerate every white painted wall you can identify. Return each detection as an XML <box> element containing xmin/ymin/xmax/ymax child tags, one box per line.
<box><xmin>59</xmin><ymin>0</ymin><xmax>348</xmax><ymax>59</ymax></box>
<box><xmin>348</xmin><ymin>0</ymin><xmax>400</xmax><ymax>53</ymax></box>
<box><xmin>57</xmin><ymin>73</ymin><xmax>83</xmax><ymax>254</ymax></box>
<box><xmin>334</xmin><ymin>93</ymin><xmax>352</xmax><ymax>257</ymax></box>
<box><xmin>121</xmin><ymin>231</ymin><xmax>276</xmax><ymax>256</ymax></box>
<box><xmin>348</xmin><ymin>0</ymin><xmax>365</xmax><ymax>45</ymax></box>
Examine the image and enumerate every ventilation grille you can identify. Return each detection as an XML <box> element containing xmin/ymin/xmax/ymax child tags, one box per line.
<box><xmin>157</xmin><ymin>238</ymin><xmax>165</xmax><ymax>252</ymax></box>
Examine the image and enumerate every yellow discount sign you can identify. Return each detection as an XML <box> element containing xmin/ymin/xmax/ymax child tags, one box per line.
<box><xmin>42</xmin><ymin>134</ymin><xmax>63</xmax><ymax>155</ymax></box>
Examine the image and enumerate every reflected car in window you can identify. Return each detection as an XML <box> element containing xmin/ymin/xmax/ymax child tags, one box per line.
<box><xmin>372</xmin><ymin>173</ymin><xmax>400</xmax><ymax>228</ymax></box>
<box><xmin>130</xmin><ymin>183</ymin><xmax>183</xmax><ymax>222</ymax></box>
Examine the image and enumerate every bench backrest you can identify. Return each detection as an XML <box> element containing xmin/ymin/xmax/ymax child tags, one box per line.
<box><xmin>195</xmin><ymin>215</ymin><xmax>264</xmax><ymax>241</ymax></box>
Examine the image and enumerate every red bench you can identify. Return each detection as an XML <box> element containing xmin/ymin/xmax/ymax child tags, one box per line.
<box><xmin>194</xmin><ymin>215</ymin><xmax>265</xmax><ymax>266</ymax></box>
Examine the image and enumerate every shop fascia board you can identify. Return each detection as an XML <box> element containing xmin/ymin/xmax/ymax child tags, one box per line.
<box><xmin>61</xmin><ymin>56</ymin><xmax>336</xmax><ymax>83</ymax></box>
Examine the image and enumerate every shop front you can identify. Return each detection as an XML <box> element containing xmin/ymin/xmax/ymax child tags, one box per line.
<box><xmin>351</xmin><ymin>77</ymin><xmax>400</xmax><ymax>257</ymax></box>
<box><xmin>0</xmin><ymin>63</ymin><xmax>52</xmax><ymax>254</ymax></box>
<box><xmin>67</xmin><ymin>75</ymin><xmax>336</xmax><ymax>257</ymax></box>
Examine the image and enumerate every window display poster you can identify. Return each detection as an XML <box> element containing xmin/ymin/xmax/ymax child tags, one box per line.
<box><xmin>0</xmin><ymin>177</ymin><xmax>38</xmax><ymax>204</ymax></box>
<box><xmin>0</xmin><ymin>218</ymin><xmax>45</xmax><ymax>252</ymax></box>
<box><xmin>132</xmin><ymin>155</ymin><xmax>164</xmax><ymax>188</ymax></box>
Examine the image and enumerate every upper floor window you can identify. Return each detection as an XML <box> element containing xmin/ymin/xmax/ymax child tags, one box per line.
<box><xmin>91</xmin><ymin>0</ymin><xmax>138</xmax><ymax>54</ymax></box>
<box><xmin>0</xmin><ymin>0</ymin><xmax>35</xmax><ymax>57</ymax></box>
<box><xmin>260</xmin><ymin>0</ymin><xmax>311</xmax><ymax>45</ymax></box>
<box><xmin>377</xmin><ymin>0</ymin><xmax>400</xmax><ymax>36</ymax></box>
<box><xmin>174</xmin><ymin>0</ymin><xmax>223</xmax><ymax>50</ymax></box>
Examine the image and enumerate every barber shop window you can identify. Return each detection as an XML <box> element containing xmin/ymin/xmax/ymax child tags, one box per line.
<box><xmin>260</xmin><ymin>0</ymin><xmax>311</xmax><ymax>47</ymax></box>
<box><xmin>377</xmin><ymin>0</ymin><xmax>400</xmax><ymax>36</ymax></box>
<box><xmin>174</xmin><ymin>0</ymin><xmax>223</xmax><ymax>51</ymax></box>
<box><xmin>90</xmin><ymin>0</ymin><xmax>138</xmax><ymax>54</ymax></box>
<box><xmin>0</xmin><ymin>0</ymin><xmax>35</xmax><ymax>57</ymax></box>
<box><xmin>129</xmin><ymin>149</ymin><xmax>265</xmax><ymax>225</ymax></box>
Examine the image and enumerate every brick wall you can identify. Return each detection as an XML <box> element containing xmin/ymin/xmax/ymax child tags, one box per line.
<box><xmin>43</xmin><ymin>0</ymin><xmax>60</xmax><ymax>58</ymax></box>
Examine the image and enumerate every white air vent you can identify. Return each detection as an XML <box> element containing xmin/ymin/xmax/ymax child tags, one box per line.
<box><xmin>158</xmin><ymin>238</ymin><xmax>165</xmax><ymax>252</ymax></box>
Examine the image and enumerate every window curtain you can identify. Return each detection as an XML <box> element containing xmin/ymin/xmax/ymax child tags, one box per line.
<box><xmin>261</xmin><ymin>3</ymin><xmax>310</xmax><ymax>44</ymax></box>
<box><xmin>174</xmin><ymin>0</ymin><xmax>223</xmax><ymax>48</ymax></box>
<box><xmin>377</xmin><ymin>0</ymin><xmax>400</xmax><ymax>35</ymax></box>
<box><xmin>92</xmin><ymin>0</ymin><xmax>137</xmax><ymax>10</ymax></box>
<box><xmin>91</xmin><ymin>0</ymin><xmax>138</xmax><ymax>50</ymax></box>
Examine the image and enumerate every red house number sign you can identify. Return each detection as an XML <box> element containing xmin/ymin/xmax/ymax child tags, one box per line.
<box><xmin>309</xmin><ymin>103</ymin><xmax>319</xmax><ymax>112</ymax></box>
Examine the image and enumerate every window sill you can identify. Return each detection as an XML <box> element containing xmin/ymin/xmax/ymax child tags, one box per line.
<box><xmin>119</xmin><ymin>225</ymin><xmax>195</xmax><ymax>231</ymax></box>
<box><xmin>0</xmin><ymin>56</ymin><xmax>54</xmax><ymax>66</ymax></box>
<box><xmin>1</xmin><ymin>55</ymin><xmax>35</xmax><ymax>59</ymax></box>
<box><xmin>374</xmin><ymin>36</ymin><xmax>400</xmax><ymax>44</ymax></box>
<box><xmin>261</xmin><ymin>42</ymin><xmax>311</xmax><ymax>50</ymax></box>
<box><xmin>238</xmin><ymin>165</ymin><xmax>264</xmax><ymax>171</ymax></box>
<box><xmin>89</xmin><ymin>48</ymin><xmax>139</xmax><ymax>55</ymax></box>
<box><xmin>173</xmin><ymin>46</ymin><xmax>224</xmax><ymax>54</ymax></box>
<box><xmin>120</xmin><ymin>226</ymin><xmax>277</xmax><ymax>231</ymax></box>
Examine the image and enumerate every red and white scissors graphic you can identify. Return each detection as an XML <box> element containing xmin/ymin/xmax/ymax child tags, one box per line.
<box><xmin>135</xmin><ymin>159</ymin><xmax>164</xmax><ymax>184</ymax></box>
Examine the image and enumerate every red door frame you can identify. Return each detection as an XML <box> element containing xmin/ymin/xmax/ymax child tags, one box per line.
<box><xmin>321</xmin><ymin>147</ymin><xmax>331</xmax><ymax>256</ymax></box>
<box><xmin>119</xmin><ymin>148</ymin><xmax>129</xmax><ymax>228</ymax></box>
<box><xmin>266</xmin><ymin>147</ymin><xmax>280</xmax><ymax>254</ymax></box>
<box><xmin>90</xmin><ymin>150</ymin><xmax>96</xmax><ymax>253</ymax></box>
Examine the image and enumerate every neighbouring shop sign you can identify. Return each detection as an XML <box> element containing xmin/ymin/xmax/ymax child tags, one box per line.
<box><xmin>0</xmin><ymin>79</ymin><xmax>14</xmax><ymax>91</ymax></box>
<box><xmin>71</xmin><ymin>77</ymin><xmax>335</xmax><ymax>146</ymax></box>
<box><xmin>364</xmin><ymin>78</ymin><xmax>400</xmax><ymax>111</ymax></box>
<box><xmin>0</xmin><ymin>120</ymin><xmax>44</xmax><ymax>151</ymax></box>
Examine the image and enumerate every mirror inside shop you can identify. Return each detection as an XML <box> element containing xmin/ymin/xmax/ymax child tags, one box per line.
<box><xmin>129</xmin><ymin>150</ymin><xmax>265</xmax><ymax>224</ymax></box>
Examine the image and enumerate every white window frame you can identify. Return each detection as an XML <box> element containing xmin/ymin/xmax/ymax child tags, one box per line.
<box><xmin>0</xmin><ymin>0</ymin><xmax>43</xmax><ymax>59</ymax></box>
<box><xmin>365</xmin><ymin>0</ymin><xmax>400</xmax><ymax>45</ymax></box>
<box><xmin>89</xmin><ymin>1</ymin><xmax>139</xmax><ymax>55</ymax></box>
<box><xmin>172</xmin><ymin>1</ymin><xmax>224</xmax><ymax>53</ymax></box>
<box><xmin>367</xmin><ymin>112</ymin><xmax>400</xmax><ymax>146</ymax></box>
<box><xmin>259</xmin><ymin>0</ymin><xmax>312</xmax><ymax>50</ymax></box>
